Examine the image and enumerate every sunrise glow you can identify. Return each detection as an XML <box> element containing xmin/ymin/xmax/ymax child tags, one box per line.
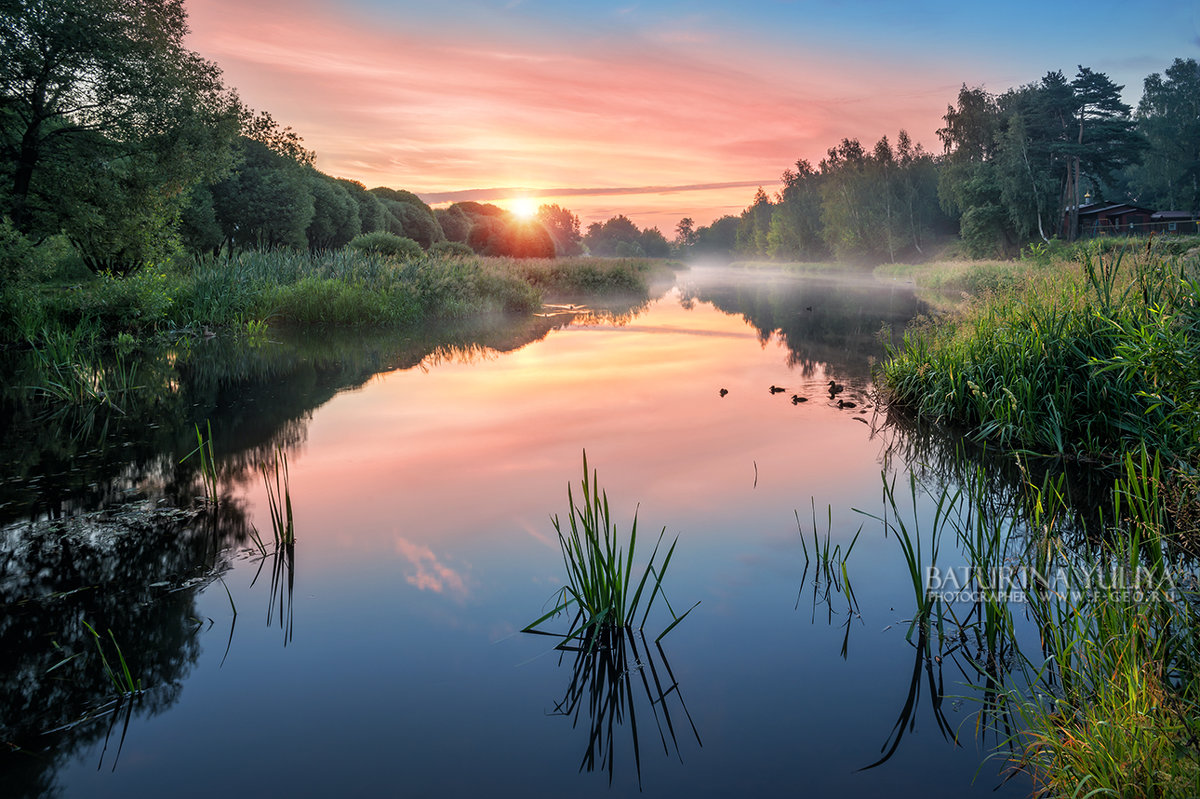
<box><xmin>183</xmin><ymin>0</ymin><xmax>1191</xmax><ymax>229</ymax></box>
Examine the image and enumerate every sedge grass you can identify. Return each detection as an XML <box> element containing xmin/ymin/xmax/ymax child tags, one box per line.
<box><xmin>525</xmin><ymin>452</ymin><xmax>698</xmax><ymax>644</ymax></box>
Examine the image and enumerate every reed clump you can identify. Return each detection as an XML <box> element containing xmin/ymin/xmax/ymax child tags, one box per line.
<box><xmin>525</xmin><ymin>452</ymin><xmax>698</xmax><ymax>644</ymax></box>
<box><xmin>883</xmin><ymin>241</ymin><xmax>1200</xmax><ymax>467</ymax></box>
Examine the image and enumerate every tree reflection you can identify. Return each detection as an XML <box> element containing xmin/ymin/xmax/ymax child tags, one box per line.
<box><xmin>0</xmin><ymin>503</ymin><xmax>245</xmax><ymax>798</ymax></box>
<box><xmin>680</xmin><ymin>269</ymin><xmax>928</xmax><ymax>381</ymax></box>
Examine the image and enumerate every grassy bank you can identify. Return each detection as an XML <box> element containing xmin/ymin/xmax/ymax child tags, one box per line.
<box><xmin>1</xmin><ymin>249</ymin><xmax>680</xmax><ymax>344</ymax></box>
<box><xmin>881</xmin><ymin>242</ymin><xmax>1200</xmax><ymax>467</ymax></box>
<box><xmin>880</xmin><ymin>238</ymin><xmax>1200</xmax><ymax>796</ymax></box>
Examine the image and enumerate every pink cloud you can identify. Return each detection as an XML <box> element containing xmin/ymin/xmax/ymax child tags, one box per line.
<box><xmin>394</xmin><ymin>536</ymin><xmax>469</xmax><ymax>599</ymax></box>
<box><xmin>186</xmin><ymin>0</ymin><xmax>953</xmax><ymax>228</ymax></box>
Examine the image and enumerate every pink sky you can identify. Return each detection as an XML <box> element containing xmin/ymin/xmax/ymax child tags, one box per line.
<box><xmin>184</xmin><ymin>0</ymin><xmax>1189</xmax><ymax>230</ymax></box>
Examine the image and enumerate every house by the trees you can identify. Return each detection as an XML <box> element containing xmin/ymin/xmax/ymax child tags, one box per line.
<box><xmin>1063</xmin><ymin>198</ymin><xmax>1197</xmax><ymax>237</ymax></box>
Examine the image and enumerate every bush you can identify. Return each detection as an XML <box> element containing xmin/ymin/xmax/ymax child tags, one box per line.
<box><xmin>347</xmin><ymin>232</ymin><xmax>423</xmax><ymax>260</ymax></box>
<box><xmin>429</xmin><ymin>241</ymin><xmax>474</xmax><ymax>259</ymax></box>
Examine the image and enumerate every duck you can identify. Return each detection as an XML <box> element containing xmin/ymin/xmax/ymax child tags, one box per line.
<box><xmin>837</xmin><ymin>399</ymin><xmax>857</xmax><ymax>409</ymax></box>
<box><xmin>769</xmin><ymin>385</ymin><xmax>787</xmax><ymax>394</ymax></box>
<box><xmin>791</xmin><ymin>394</ymin><xmax>807</xmax><ymax>404</ymax></box>
<box><xmin>827</xmin><ymin>380</ymin><xmax>844</xmax><ymax>395</ymax></box>
<box><xmin>719</xmin><ymin>388</ymin><xmax>728</xmax><ymax>397</ymax></box>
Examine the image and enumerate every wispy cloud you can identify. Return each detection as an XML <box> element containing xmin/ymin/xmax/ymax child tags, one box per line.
<box><xmin>418</xmin><ymin>180</ymin><xmax>771</xmax><ymax>205</ymax></box>
<box><xmin>394</xmin><ymin>537</ymin><xmax>469</xmax><ymax>600</ymax></box>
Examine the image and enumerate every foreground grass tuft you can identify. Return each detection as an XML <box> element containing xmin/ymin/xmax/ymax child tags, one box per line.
<box><xmin>525</xmin><ymin>452</ymin><xmax>698</xmax><ymax>644</ymax></box>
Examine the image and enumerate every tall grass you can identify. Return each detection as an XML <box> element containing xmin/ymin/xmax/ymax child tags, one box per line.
<box><xmin>6</xmin><ymin>250</ymin><xmax>678</xmax><ymax>344</ymax></box>
<box><xmin>525</xmin><ymin>452</ymin><xmax>698</xmax><ymax>644</ymax></box>
<box><xmin>867</xmin><ymin>449</ymin><xmax>1200</xmax><ymax>795</ymax></box>
<box><xmin>882</xmin><ymin>243</ymin><xmax>1200</xmax><ymax>465</ymax></box>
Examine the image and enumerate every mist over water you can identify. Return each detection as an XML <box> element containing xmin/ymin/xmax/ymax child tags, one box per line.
<box><xmin>1</xmin><ymin>268</ymin><xmax>1035</xmax><ymax>798</ymax></box>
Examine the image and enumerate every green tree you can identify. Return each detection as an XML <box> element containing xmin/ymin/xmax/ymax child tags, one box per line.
<box><xmin>0</xmin><ymin>0</ymin><xmax>239</xmax><ymax>266</ymax></box>
<box><xmin>583</xmin><ymin>214</ymin><xmax>640</xmax><ymax>256</ymax></box>
<box><xmin>210</xmin><ymin>138</ymin><xmax>314</xmax><ymax>250</ymax></box>
<box><xmin>674</xmin><ymin>217</ymin><xmax>697</xmax><ymax>250</ymax></box>
<box><xmin>769</xmin><ymin>160</ymin><xmax>827</xmax><ymax>261</ymax></box>
<box><xmin>305</xmin><ymin>171</ymin><xmax>359</xmax><ymax>250</ymax></box>
<box><xmin>537</xmin><ymin>203</ymin><xmax>582</xmax><ymax>256</ymax></box>
<box><xmin>337</xmin><ymin>178</ymin><xmax>388</xmax><ymax>234</ymax></box>
<box><xmin>1062</xmin><ymin>67</ymin><xmax>1144</xmax><ymax>238</ymax></box>
<box><xmin>1128</xmin><ymin>58</ymin><xmax>1200</xmax><ymax>213</ymax></box>
<box><xmin>638</xmin><ymin>227</ymin><xmax>670</xmax><ymax>257</ymax></box>
<box><xmin>370</xmin><ymin>188</ymin><xmax>445</xmax><ymax>248</ymax></box>
<box><xmin>735</xmin><ymin>187</ymin><xmax>773</xmax><ymax>256</ymax></box>
<box><xmin>435</xmin><ymin>205</ymin><xmax>472</xmax><ymax>243</ymax></box>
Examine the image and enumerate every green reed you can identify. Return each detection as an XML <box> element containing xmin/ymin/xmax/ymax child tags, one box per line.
<box><xmin>525</xmin><ymin>452</ymin><xmax>698</xmax><ymax>644</ymax></box>
<box><xmin>82</xmin><ymin>621</ymin><xmax>141</xmax><ymax>697</ymax></box>
<box><xmin>882</xmin><ymin>244</ymin><xmax>1200</xmax><ymax>465</ymax></box>
<box><xmin>180</xmin><ymin>420</ymin><xmax>219</xmax><ymax>507</ymax></box>
<box><xmin>259</xmin><ymin>445</ymin><xmax>295</xmax><ymax>545</ymax></box>
<box><xmin>867</xmin><ymin>448</ymin><xmax>1200</xmax><ymax>795</ymax></box>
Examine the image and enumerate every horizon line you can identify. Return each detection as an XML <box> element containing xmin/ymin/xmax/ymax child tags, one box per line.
<box><xmin>416</xmin><ymin>180</ymin><xmax>773</xmax><ymax>205</ymax></box>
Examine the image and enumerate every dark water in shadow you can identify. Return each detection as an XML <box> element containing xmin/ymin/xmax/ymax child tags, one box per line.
<box><xmin>1</xmin><ymin>267</ymin><xmax>1043</xmax><ymax>797</ymax></box>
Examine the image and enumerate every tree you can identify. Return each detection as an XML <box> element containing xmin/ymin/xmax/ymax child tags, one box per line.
<box><xmin>674</xmin><ymin>217</ymin><xmax>696</xmax><ymax>250</ymax></box>
<box><xmin>435</xmin><ymin>205</ymin><xmax>471</xmax><ymax>243</ymax></box>
<box><xmin>638</xmin><ymin>227</ymin><xmax>670</xmax><ymax>257</ymax></box>
<box><xmin>537</xmin><ymin>203</ymin><xmax>582</xmax><ymax>256</ymax></box>
<box><xmin>735</xmin><ymin>187</ymin><xmax>773</xmax><ymax>256</ymax></box>
<box><xmin>337</xmin><ymin>178</ymin><xmax>388</xmax><ymax>234</ymax></box>
<box><xmin>305</xmin><ymin>172</ymin><xmax>359</xmax><ymax>251</ymax></box>
<box><xmin>583</xmin><ymin>214</ymin><xmax>640</xmax><ymax>256</ymax></box>
<box><xmin>0</xmin><ymin>0</ymin><xmax>240</xmax><ymax>264</ymax></box>
<box><xmin>210</xmin><ymin>138</ymin><xmax>314</xmax><ymax>250</ymax></box>
<box><xmin>1063</xmin><ymin>67</ymin><xmax>1144</xmax><ymax>238</ymax></box>
<box><xmin>769</xmin><ymin>160</ymin><xmax>826</xmax><ymax>261</ymax></box>
<box><xmin>1127</xmin><ymin>58</ymin><xmax>1200</xmax><ymax>213</ymax></box>
<box><xmin>370</xmin><ymin>187</ymin><xmax>445</xmax><ymax>248</ymax></box>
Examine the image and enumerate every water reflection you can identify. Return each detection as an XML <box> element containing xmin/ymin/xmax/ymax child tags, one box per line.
<box><xmin>0</xmin><ymin>505</ymin><xmax>229</xmax><ymax>797</ymax></box>
<box><xmin>542</xmin><ymin>629</ymin><xmax>700</xmax><ymax>787</ymax></box>
<box><xmin>0</xmin><ymin>270</ymin><xmax>1065</xmax><ymax>797</ymax></box>
<box><xmin>681</xmin><ymin>267</ymin><xmax>927</xmax><ymax>383</ymax></box>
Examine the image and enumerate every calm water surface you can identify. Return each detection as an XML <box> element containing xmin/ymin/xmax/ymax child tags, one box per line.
<box><xmin>1</xmin><ymin>267</ymin><xmax>1035</xmax><ymax>797</ymax></box>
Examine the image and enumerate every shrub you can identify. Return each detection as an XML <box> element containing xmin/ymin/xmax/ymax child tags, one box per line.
<box><xmin>347</xmin><ymin>232</ymin><xmax>423</xmax><ymax>261</ymax></box>
<box><xmin>428</xmin><ymin>241</ymin><xmax>474</xmax><ymax>259</ymax></box>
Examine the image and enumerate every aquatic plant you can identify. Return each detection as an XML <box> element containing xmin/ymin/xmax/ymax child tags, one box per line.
<box><xmin>81</xmin><ymin>621</ymin><xmax>141</xmax><ymax>698</ymax></box>
<box><xmin>259</xmin><ymin>445</ymin><xmax>295</xmax><ymax>545</ymax></box>
<box><xmin>796</xmin><ymin>502</ymin><xmax>861</xmax><ymax>658</ymax></box>
<box><xmin>180</xmin><ymin>420</ymin><xmax>219</xmax><ymax>507</ymax></box>
<box><xmin>525</xmin><ymin>452</ymin><xmax>698</xmax><ymax>644</ymax></box>
<box><xmin>548</xmin><ymin>626</ymin><xmax>700</xmax><ymax>786</ymax></box>
<box><xmin>27</xmin><ymin>328</ymin><xmax>140</xmax><ymax>411</ymax></box>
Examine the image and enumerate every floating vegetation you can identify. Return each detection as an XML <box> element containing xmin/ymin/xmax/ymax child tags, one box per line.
<box><xmin>525</xmin><ymin>452</ymin><xmax>698</xmax><ymax>645</ymax></box>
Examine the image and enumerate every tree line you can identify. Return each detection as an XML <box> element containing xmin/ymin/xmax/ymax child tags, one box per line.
<box><xmin>680</xmin><ymin>59</ymin><xmax>1199</xmax><ymax>261</ymax></box>
<box><xmin>3</xmin><ymin>1</ymin><xmax>1196</xmax><ymax>274</ymax></box>
<box><xmin>1</xmin><ymin>0</ymin><xmax>681</xmax><ymax>277</ymax></box>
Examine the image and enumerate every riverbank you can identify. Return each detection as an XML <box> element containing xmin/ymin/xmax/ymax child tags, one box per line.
<box><xmin>879</xmin><ymin>237</ymin><xmax>1200</xmax><ymax>796</ymax></box>
<box><xmin>0</xmin><ymin>248</ymin><xmax>681</xmax><ymax>345</ymax></box>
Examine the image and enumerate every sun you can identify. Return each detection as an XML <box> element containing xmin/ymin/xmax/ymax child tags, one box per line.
<box><xmin>510</xmin><ymin>197</ymin><xmax>538</xmax><ymax>220</ymax></box>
